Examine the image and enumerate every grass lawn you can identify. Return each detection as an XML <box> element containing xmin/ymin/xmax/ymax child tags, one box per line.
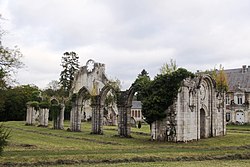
<box><xmin>1</xmin><ymin>121</ymin><xmax>250</xmax><ymax>166</ymax></box>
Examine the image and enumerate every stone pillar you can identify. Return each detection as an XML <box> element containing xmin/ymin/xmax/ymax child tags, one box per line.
<box><xmin>59</xmin><ymin>104</ymin><xmax>65</xmax><ymax>129</ymax></box>
<box><xmin>91</xmin><ymin>95</ymin><xmax>103</xmax><ymax>134</ymax></box>
<box><xmin>26</xmin><ymin>106</ymin><xmax>37</xmax><ymax>125</ymax></box>
<box><xmin>52</xmin><ymin>104</ymin><xmax>64</xmax><ymax>130</ymax></box>
<box><xmin>126</xmin><ymin>104</ymin><xmax>131</xmax><ymax>137</ymax></box>
<box><xmin>70</xmin><ymin>102</ymin><xmax>81</xmax><ymax>131</ymax></box>
<box><xmin>39</xmin><ymin>108</ymin><xmax>49</xmax><ymax>127</ymax></box>
<box><xmin>117</xmin><ymin>91</ymin><xmax>131</xmax><ymax>137</ymax></box>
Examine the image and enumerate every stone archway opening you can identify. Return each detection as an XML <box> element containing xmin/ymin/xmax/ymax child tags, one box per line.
<box><xmin>91</xmin><ymin>85</ymin><xmax>118</xmax><ymax>135</ymax></box>
<box><xmin>70</xmin><ymin>87</ymin><xmax>90</xmax><ymax>132</ymax></box>
<box><xmin>200</xmin><ymin>108</ymin><xmax>206</xmax><ymax>139</ymax></box>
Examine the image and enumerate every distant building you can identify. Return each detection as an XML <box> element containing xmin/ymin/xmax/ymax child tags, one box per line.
<box><xmin>131</xmin><ymin>101</ymin><xmax>143</xmax><ymax>121</ymax></box>
<box><xmin>224</xmin><ymin>65</ymin><xmax>250</xmax><ymax>124</ymax></box>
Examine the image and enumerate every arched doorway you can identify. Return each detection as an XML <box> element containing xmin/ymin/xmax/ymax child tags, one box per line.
<box><xmin>200</xmin><ymin>108</ymin><xmax>206</xmax><ymax>139</ymax></box>
<box><xmin>91</xmin><ymin>85</ymin><xmax>118</xmax><ymax>134</ymax></box>
<box><xmin>70</xmin><ymin>87</ymin><xmax>90</xmax><ymax>132</ymax></box>
<box><xmin>236</xmin><ymin>111</ymin><xmax>244</xmax><ymax>123</ymax></box>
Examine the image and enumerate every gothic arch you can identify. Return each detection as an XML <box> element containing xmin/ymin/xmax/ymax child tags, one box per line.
<box><xmin>78</xmin><ymin>86</ymin><xmax>90</xmax><ymax>100</ymax></box>
<box><xmin>91</xmin><ymin>84</ymin><xmax>118</xmax><ymax>134</ymax></box>
<box><xmin>100</xmin><ymin>85</ymin><xmax>117</xmax><ymax>106</ymax></box>
<box><xmin>198</xmin><ymin>74</ymin><xmax>216</xmax><ymax>138</ymax></box>
<box><xmin>50</xmin><ymin>97</ymin><xmax>59</xmax><ymax>105</ymax></box>
<box><xmin>70</xmin><ymin>86</ymin><xmax>90</xmax><ymax>132</ymax></box>
<box><xmin>127</xmin><ymin>86</ymin><xmax>136</xmax><ymax>107</ymax></box>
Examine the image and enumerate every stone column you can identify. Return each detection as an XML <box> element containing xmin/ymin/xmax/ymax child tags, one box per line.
<box><xmin>117</xmin><ymin>91</ymin><xmax>131</xmax><ymax>137</ymax></box>
<box><xmin>39</xmin><ymin>108</ymin><xmax>49</xmax><ymax>127</ymax></box>
<box><xmin>91</xmin><ymin>95</ymin><xmax>103</xmax><ymax>134</ymax></box>
<box><xmin>125</xmin><ymin>104</ymin><xmax>132</xmax><ymax>137</ymax></box>
<box><xmin>70</xmin><ymin>102</ymin><xmax>81</xmax><ymax>131</ymax></box>
<box><xmin>26</xmin><ymin>106</ymin><xmax>36</xmax><ymax>125</ymax></box>
<box><xmin>59</xmin><ymin>104</ymin><xmax>65</xmax><ymax>129</ymax></box>
<box><xmin>52</xmin><ymin>104</ymin><xmax>65</xmax><ymax>130</ymax></box>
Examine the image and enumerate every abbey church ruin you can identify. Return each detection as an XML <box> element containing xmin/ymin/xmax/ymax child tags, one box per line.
<box><xmin>26</xmin><ymin>60</ymin><xmax>226</xmax><ymax>142</ymax></box>
<box><xmin>151</xmin><ymin>75</ymin><xmax>226</xmax><ymax>141</ymax></box>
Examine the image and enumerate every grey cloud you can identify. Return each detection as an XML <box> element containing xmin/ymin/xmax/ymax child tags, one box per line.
<box><xmin>1</xmin><ymin>0</ymin><xmax>250</xmax><ymax>88</ymax></box>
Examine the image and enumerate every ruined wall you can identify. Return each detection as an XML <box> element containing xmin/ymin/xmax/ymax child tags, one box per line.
<box><xmin>71</xmin><ymin>61</ymin><xmax>108</xmax><ymax>96</ymax></box>
<box><xmin>150</xmin><ymin>75</ymin><xmax>226</xmax><ymax>142</ymax></box>
<box><xmin>70</xmin><ymin>60</ymin><xmax>110</xmax><ymax>131</ymax></box>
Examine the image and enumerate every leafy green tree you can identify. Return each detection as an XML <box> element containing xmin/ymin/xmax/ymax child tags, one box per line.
<box><xmin>0</xmin><ymin>38</ymin><xmax>23</xmax><ymax>89</ymax></box>
<box><xmin>212</xmin><ymin>65</ymin><xmax>228</xmax><ymax>92</ymax></box>
<box><xmin>0</xmin><ymin>85</ymin><xmax>39</xmax><ymax>121</ymax></box>
<box><xmin>132</xmin><ymin>69</ymin><xmax>151</xmax><ymax>101</ymax></box>
<box><xmin>202</xmin><ymin>65</ymin><xmax>228</xmax><ymax>92</ymax></box>
<box><xmin>43</xmin><ymin>80</ymin><xmax>61</xmax><ymax>97</ymax></box>
<box><xmin>0</xmin><ymin>14</ymin><xmax>24</xmax><ymax>117</ymax></box>
<box><xmin>0</xmin><ymin>14</ymin><xmax>23</xmax><ymax>155</ymax></box>
<box><xmin>133</xmin><ymin>66</ymin><xmax>194</xmax><ymax>124</ymax></box>
<box><xmin>59</xmin><ymin>52</ymin><xmax>79</xmax><ymax>96</ymax></box>
<box><xmin>159</xmin><ymin>59</ymin><xmax>177</xmax><ymax>75</ymax></box>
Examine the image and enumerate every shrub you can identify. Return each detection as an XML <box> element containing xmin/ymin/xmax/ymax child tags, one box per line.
<box><xmin>0</xmin><ymin>124</ymin><xmax>11</xmax><ymax>155</ymax></box>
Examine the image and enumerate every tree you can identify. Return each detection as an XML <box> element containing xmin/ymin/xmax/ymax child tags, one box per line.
<box><xmin>132</xmin><ymin>69</ymin><xmax>151</xmax><ymax>101</ymax></box>
<box><xmin>59</xmin><ymin>52</ymin><xmax>79</xmax><ymax>96</ymax></box>
<box><xmin>0</xmin><ymin>85</ymin><xmax>39</xmax><ymax>121</ymax></box>
<box><xmin>43</xmin><ymin>80</ymin><xmax>61</xmax><ymax>97</ymax></box>
<box><xmin>159</xmin><ymin>59</ymin><xmax>177</xmax><ymax>75</ymax></box>
<box><xmin>0</xmin><ymin>14</ymin><xmax>23</xmax><ymax>155</ymax></box>
<box><xmin>203</xmin><ymin>65</ymin><xmax>229</xmax><ymax>93</ymax></box>
<box><xmin>212</xmin><ymin>65</ymin><xmax>228</xmax><ymax>92</ymax></box>
<box><xmin>0</xmin><ymin>15</ymin><xmax>23</xmax><ymax>88</ymax></box>
<box><xmin>133</xmin><ymin>65</ymin><xmax>194</xmax><ymax>125</ymax></box>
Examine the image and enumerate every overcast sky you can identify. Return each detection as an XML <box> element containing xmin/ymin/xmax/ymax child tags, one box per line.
<box><xmin>1</xmin><ymin>0</ymin><xmax>250</xmax><ymax>90</ymax></box>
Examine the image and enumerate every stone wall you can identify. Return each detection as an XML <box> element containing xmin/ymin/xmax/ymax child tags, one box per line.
<box><xmin>70</xmin><ymin>60</ymin><xmax>109</xmax><ymax>132</ymax></box>
<box><xmin>150</xmin><ymin>75</ymin><xmax>226</xmax><ymax>142</ymax></box>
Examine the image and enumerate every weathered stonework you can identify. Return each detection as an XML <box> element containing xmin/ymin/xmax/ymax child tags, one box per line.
<box><xmin>53</xmin><ymin>104</ymin><xmax>64</xmax><ymax>129</ymax></box>
<box><xmin>117</xmin><ymin>90</ymin><xmax>133</xmax><ymax>137</ymax></box>
<box><xmin>70</xmin><ymin>60</ymin><xmax>118</xmax><ymax>132</ymax></box>
<box><xmin>51</xmin><ymin>98</ymin><xmax>64</xmax><ymax>130</ymax></box>
<box><xmin>91</xmin><ymin>95</ymin><xmax>103</xmax><ymax>134</ymax></box>
<box><xmin>26</xmin><ymin>105</ymin><xmax>38</xmax><ymax>125</ymax></box>
<box><xmin>38</xmin><ymin>108</ymin><xmax>49</xmax><ymax>127</ymax></box>
<box><xmin>69</xmin><ymin>60</ymin><xmax>225</xmax><ymax>141</ymax></box>
<box><xmin>103</xmin><ymin>106</ymin><xmax>118</xmax><ymax>126</ymax></box>
<box><xmin>149</xmin><ymin>75</ymin><xmax>226</xmax><ymax>142</ymax></box>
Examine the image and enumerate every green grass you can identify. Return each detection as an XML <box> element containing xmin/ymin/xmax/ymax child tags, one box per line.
<box><xmin>1</xmin><ymin>121</ymin><xmax>250</xmax><ymax>166</ymax></box>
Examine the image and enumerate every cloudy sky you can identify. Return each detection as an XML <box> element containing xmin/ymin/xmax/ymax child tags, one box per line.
<box><xmin>1</xmin><ymin>0</ymin><xmax>250</xmax><ymax>90</ymax></box>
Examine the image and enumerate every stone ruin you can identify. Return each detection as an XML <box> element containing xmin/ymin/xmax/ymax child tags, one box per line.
<box><xmin>38</xmin><ymin>108</ymin><xmax>49</xmax><ymax>127</ymax></box>
<box><xmin>51</xmin><ymin>98</ymin><xmax>64</xmax><ymax>129</ymax></box>
<box><xmin>26</xmin><ymin>103</ymin><xmax>38</xmax><ymax>126</ymax></box>
<box><xmin>69</xmin><ymin>59</ymin><xmax>118</xmax><ymax>133</ymax></box>
<box><xmin>26</xmin><ymin>59</ymin><xmax>226</xmax><ymax>142</ymax></box>
<box><xmin>150</xmin><ymin>75</ymin><xmax>226</xmax><ymax>142</ymax></box>
<box><xmin>26</xmin><ymin>97</ymin><xmax>64</xmax><ymax>129</ymax></box>
<box><xmin>26</xmin><ymin>104</ymin><xmax>49</xmax><ymax>127</ymax></box>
